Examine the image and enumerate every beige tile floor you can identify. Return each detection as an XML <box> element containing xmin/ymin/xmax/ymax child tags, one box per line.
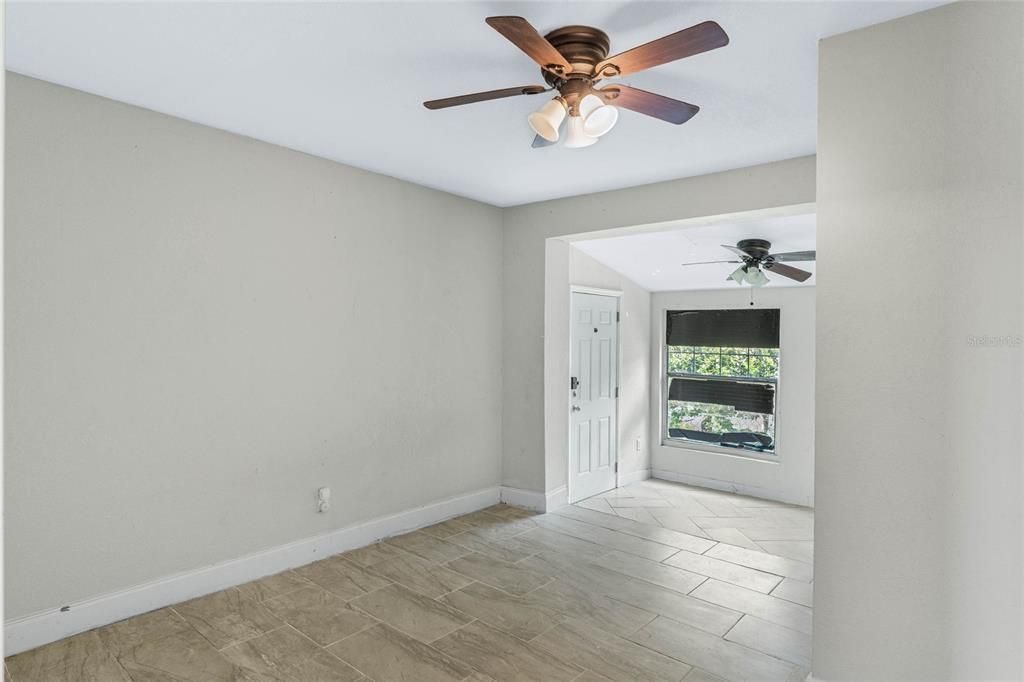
<box><xmin>5</xmin><ymin>479</ymin><xmax>814</xmax><ymax>681</ymax></box>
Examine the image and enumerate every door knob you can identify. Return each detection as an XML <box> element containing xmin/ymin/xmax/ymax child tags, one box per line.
<box><xmin>572</xmin><ymin>405</ymin><xmax>581</xmax><ymax>412</ymax></box>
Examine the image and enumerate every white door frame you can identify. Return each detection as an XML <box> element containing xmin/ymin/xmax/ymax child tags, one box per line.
<box><xmin>568</xmin><ymin>285</ymin><xmax>622</xmax><ymax>504</ymax></box>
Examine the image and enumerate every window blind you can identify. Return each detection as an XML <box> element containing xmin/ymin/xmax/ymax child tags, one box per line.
<box><xmin>666</xmin><ymin>309</ymin><xmax>780</xmax><ymax>348</ymax></box>
<box><xmin>668</xmin><ymin>377</ymin><xmax>776</xmax><ymax>414</ymax></box>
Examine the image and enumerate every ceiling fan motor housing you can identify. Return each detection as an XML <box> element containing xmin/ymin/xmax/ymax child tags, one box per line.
<box><xmin>542</xmin><ymin>26</ymin><xmax>612</xmax><ymax>86</ymax></box>
<box><xmin>737</xmin><ymin>238</ymin><xmax>772</xmax><ymax>261</ymax></box>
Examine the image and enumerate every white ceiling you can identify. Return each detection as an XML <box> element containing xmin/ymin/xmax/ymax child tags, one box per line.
<box><xmin>7</xmin><ymin>1</ymin><xmax>942</xmax><ymax>207</ymax></box>
<box><xmin>574</xmin><ymin>212</ymin><xmax>816</xmax><ymax>291</ymax></box>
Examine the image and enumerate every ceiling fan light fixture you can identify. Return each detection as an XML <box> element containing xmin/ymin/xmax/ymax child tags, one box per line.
<box><xmin>564</xmin><ymin>116</ymin><xmax>598</xmax><ymax>148</ymax></box>
<box><xmin>424</xmin><ymin>19</ymin><xmax>731</xmax><ymax>149</ymax></box>
<box><xmin>528</xmin><ymin>98</ymin><xmax>566</xmax><ymax>142</ymax></box>
<box><xmin>746</xmin><ymin>266</ymin><xmax>769</xmax><ymax>287</ymax></box>
<box><xmin>579</xmin><ymin>94</ymin><xmax>619</xmax><ymax>138</ymax></box>
<box><xmin>729</xmin><ymin>265</ymin><xmax>748</xmax><ymax>285</ymax></box>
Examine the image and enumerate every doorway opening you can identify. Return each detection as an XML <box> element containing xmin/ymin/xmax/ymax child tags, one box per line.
<box><xmin>544</xmin><ymin>206</ymin><xmax>815</xmax><ymax>511</ymax></box>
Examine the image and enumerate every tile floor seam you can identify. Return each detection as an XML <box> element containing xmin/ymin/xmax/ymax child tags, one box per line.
<box><xmin>276</xmin><ymin>621</ymin><xmax>337</xmax><ymax>652</ymax></box>
<box><xmin>510</xmin><ymin>550</ymin><xmax>542</xmax><ymax>564</ymax></box>
<box><xmin>320</xmin><ymin>612</ymin><xmax>385</xmax><ymax>649</ymax></box>
<box><xmin>652</xmin><ymin>608</ymin><xmax>810</xmax><ymax>672</ymax></box>
<box><xmin>776</xmin><ymin>593</ymin><xmax>813</xmax><ymax>606</ymax></box>
<box><xmin>595</xmin><ymin>594</ymin><xmax>662</xmax><ymax>634</ymax></box>
<box><xmin>621</xmin><ymin>617</ymin><xmax>700</xmax><ymax>668</ymax></box>
<box><xmin>218</xmin><ymin>622</ymin><xmax>291</xmax><ymax>652</ymax></box>
<box><xmin>425</xmin><ymin>619</ymin><xmax>483</xmax><ymax>651</ymax></box>
<box><xmin>536</xmin><ymin>523</ymin><xmax>664</xmax><ymax>559</ymax></box>
<box><xmin>342</xmin><ymin>578</ymin><xmax>397</xmax><ymax>603</ymax></box>
<box><xmin>721</xmin><ymin>624</ymin><xmax>810</xmax><ymax>669</ymax></box>
<box><xmin>351</xmin><ymin>588</ymin><xmax>474</xmax><ymax>648</ymax></box>
<box><xmin>441</xmin><ymin>552</ymin><xmax>557</xmax><ymax>595</ymax></box>
<box><xmin>524</xmin><ymin>619</ymin><xmax>563</xmax><ymax>643</ymax></box>
<box><xmin>587</xmin><ymin>553</ymin><xmax>711</xmax><ymax>598</ymax></box>
<box><xmin>172</xmin><ymin>609</ymin><xmax>231</xmax><ymax>651</ymax></box>
<box><xmin>166</xmin><ymin>605</ymin><xmax>191</xmax><ymax>625</ymax></box>
<box><xmin>720</xmin><ymin>612</ymin><xmax>746</xmax><ymax>640</ymax></box>
<box><xmin>528</xmin><ymin>527</ymin><xmax>608</xmax><ymax>555</ymax></box>
<box><xmin>112</xmin><ymin>656</ymin><xmax>132</xmax><ymax>681</ymax></box>
<box><xmin>557</xmin><ymin>507</ymin><xmax>710</xmax><ymax>552</ymax></box>
<box><xmin>431</xmin><ymin>579</ymin><xmax>482</xmax><ymax>602</ymax></box>
<box><xmin>252</xmin><ymin>571</ymin><xmax>317</xmax><ymax>603</ymax></box>
<box><xmin>699</xmin><ymin>541</ymin><xmax>721</xmax><ymax>555</ymax></box>
<box><xmin>707</xmin><ymin>554</ymin><xmax>811</xmax><ymax>580</ymax></box>
<box><xmin>687</xmin><ymin>575</ymin><xmax>711</xmax><ymax>595</ymax></box>
<box><xmin>320</xmin><ymin>631</ymin><xmax>375</xmax><ymax>681</ymax></box>
<box><xmin>632</xmin><ymin>582</ymin><xmax>744</xmax><ymax>633</ymax></box>
<box><xmin>722</xmin><ymin>616</ymin><xmax>811</xmax><ymax>661</ymax></box>
<box><xmin>265</xmin><ymin>621</ymin><xmax>376</xmax><ymax>676</ymax></box>
<box><xmin>650</xmin><ymin>611</ymin><xmax>782</xmax><ymax>663</ymax></box>
<box><xmin>519</xmin><ymin>576</ymin><xmax>559</xmax><ymax>599</ymax></box>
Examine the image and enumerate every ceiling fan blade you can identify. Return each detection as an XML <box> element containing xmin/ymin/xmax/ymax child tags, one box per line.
<box><xmin>595</xmin><ymin>85</ymin><xmax>699</xmax><ymax>124</ymax></box>
<box><xmin>531</xmin><ymin>134</ymin><xmax>556</xmax><ymax>148</ymax></box>
<box><xmin>765</xmin><ymin>262</ymin><xmax>813</xmax><ymax>282</ymax></box>
<box><xmin>485</xmin><ymin>16</ymin><xmax>572</xmax><ymax>77</ymax></box>
<box><xmin>681</xmin><ymin>260</ymin><xmax>741</xmax><ymax>266</ymax></box>
<box><xmin>594</xmin><ymin>20</ymin><xmax>729</xmax><ymax>79</ymax></box>
<box><xmin>423</xmin><ymin>85</ymin><xmax>547</xmax><ymax>110</ymax></box>
<box><xmin>721</xmin><ymin>244</ymin><xmax>749</xmax><ymax>258</ymax></box>
<box><xmin>770</xmin><ymin>250</ymin><xmax>817</xmax><ymax>262</ymax></box>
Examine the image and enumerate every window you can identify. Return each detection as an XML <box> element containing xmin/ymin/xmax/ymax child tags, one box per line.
<box><xmin>665</xmin><ymin>309</ymin><xmax>780</xmax><ymax>454</ymax></box>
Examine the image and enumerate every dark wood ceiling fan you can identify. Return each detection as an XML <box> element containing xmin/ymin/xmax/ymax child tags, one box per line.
<box><xmin>681</xmin><ymin>239</ymin><xmax>816</xmax><ymax>284</ymax></box>
<box><xmin>423</xmin><ymin>16</ymin><xmax>729</xmax><ymax>147</ymax></box>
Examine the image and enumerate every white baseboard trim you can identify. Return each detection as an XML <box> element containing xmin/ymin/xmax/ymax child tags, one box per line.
<box><xmin>498</xmin><ymin>485</ymin><xmax>568</xmax><ymax>512</ymax></box>
<box><xmin>544</xmin><ymin>485</ymin><xmax>568</xmax><ymax>511</ymax></box>
<box><xmin>651</xmin><ymin>469</ymin><xmax>808</xmax><ymax>507</ymax></box>
<box><xmin>618</xmin><ymin>468</ymin><xmax>652</xmax><ymax>486</ymax></box>
<box><xmin>499</xmin><ymin>486</ymin><xmax>546</xmax><ymax>511</ymax></box>
<box><xmin>4</xmin><ymin>485</ymin><xmax>500</xmax><ymax>656</ymax></box>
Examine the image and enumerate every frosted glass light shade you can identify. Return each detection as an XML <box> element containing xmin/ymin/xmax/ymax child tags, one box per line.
<box><xmin>746</xmin><ymin>267</ymin><xmax>769</xmax><ymax>287</ymax></box>
<box><xmin>729</xmin><ymin>266</ymin><xmax>748</xmax><ymax>285</ymax></box>
<box><xmin>528</xmin><ymin>99</ymin><xmax>567</xmax><ymax>142</ymax></box>
<box><xmin>564</xmin><ymin>116</ymin><xmax>598</xmax><ymax>148</ymax></box>
<box><xmin>579</xmin><ymin>94</ymin><xmax>618</xmax><ymax>137</ymax></box>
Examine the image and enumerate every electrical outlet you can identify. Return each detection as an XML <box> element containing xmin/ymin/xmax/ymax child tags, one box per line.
<box><xmin>317</xmin><ymin>487</ymin><xmax>331</xmax><ymax>513</ymax></box>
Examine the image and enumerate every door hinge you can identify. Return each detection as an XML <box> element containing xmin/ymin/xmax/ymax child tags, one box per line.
<box><xmin>615</xmin><ymin>462</ymin><xmax>619</xmax><ymax>473</ymax></box>
<box><xmin>616</xmin><ymin>311</ymin><xmax>620</xmax><ymax>322</ymax></box>
<box><xmin>614</xmin><ymin>386</ymin><xmax>619</xmax><ymax>398</ymax></box>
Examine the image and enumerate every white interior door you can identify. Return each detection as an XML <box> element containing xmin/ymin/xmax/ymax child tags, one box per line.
<box><xmin>569</xmin><ymin>292</ymin><xmax>618</xmax><ymax>503</ymax></box>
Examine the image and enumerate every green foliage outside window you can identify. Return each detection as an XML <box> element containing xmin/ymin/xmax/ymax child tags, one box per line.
<box><xmin>667</xmin><ymin>346</ymin><xmax>779</xmax><ymax>378</ymax></box>
<box><xmin>667</xmin><ymin>401</ymin><xmax>775</xmax><ymax>438</ymax></box>
<box><xmin>667</xmin><ymin>346</ymin><xmax>778</xmax><ymax>447</ymax></box>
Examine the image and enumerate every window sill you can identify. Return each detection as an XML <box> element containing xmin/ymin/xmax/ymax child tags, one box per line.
<box><xmin>660</xmin><ymin>438</ymin><xmax>780</xmax><ymax>463</ymax></box>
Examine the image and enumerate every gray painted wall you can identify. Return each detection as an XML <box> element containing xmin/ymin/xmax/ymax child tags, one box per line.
<box><xmin>815</xmin><ymin>2</ymin><xmax>1023</xmax><ymax>678</ymax></box>
<box><xmin>502</xmin><ymin>157</ymin><xmax>817</xmax><ymax>493</ymax></box>
<box><xmin>5</xmin><ymin>74</ymin><xmax>504</xmax><ymax>620</ymax></box>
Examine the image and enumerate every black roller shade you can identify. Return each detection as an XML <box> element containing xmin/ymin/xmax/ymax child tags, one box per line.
<box><xmin>669</xmin><ymin>377</ymin><xmax>775</xmax><ymax>414</ymax></box>
<box><xmin>667</xmin><ymin>309</ymin><xmax>780</xmax><ymax>348</ymax></box>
